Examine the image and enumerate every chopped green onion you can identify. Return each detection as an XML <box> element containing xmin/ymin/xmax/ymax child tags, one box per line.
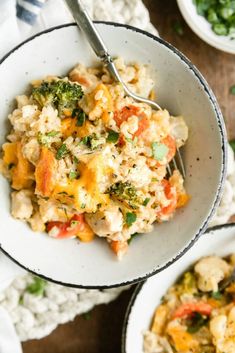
<box><xmin>47</xmin><ymin>131</ymin><xmax>58</xmax><ymax>137</ymax></box>
<box><xmin>212</xmin><ymin>291</ymin><xmax>222</xmax><ymax>299</ymax></box>
<box><xmin>152</xmin><ymin>142</ymin><xmax>169</xmax><ymax>161</ymax></box>
<box><xmin>230</xmin><ymin>85</ymin><xmax>235</xmax><ymax>94</ymax></box>
<box><xmin>143</xmin><ymin>197</ymin><xmax>150</xmax><ymax>206</ymax></box>
<box><xmin>107</xmin><ymin>130</ymin><xmax>119</xmax><ymax>143</ymax></box>
<box><xmin>81</xmin><ymin>203</ymin><xmax>86</xmax><ymax>209</ymax></box>
<box><xmin>125</xmin><ymin>212</ymin><xmax>137</xmax><ymax>227</ymax></box>
<box><xmin>69</xmin><ymin>170</ymin><xmax>79</xmax><ymax>180</ymax></box>
<box><xmin>56</xmin><ymin>144</ymin><xmax>68</xmax><ymax>160</ymax></box>
<box><xmin>172</xmin><ymin>20</ymin><xmax>184</xmax><ymax>35</ymax></box>
<box><xmin>73</xmin><ymin>108</ymin><xmax>87</xmax><ymax>126</ymax></box>
<box><xmin>26</xmin><ymin>276</ymin><xmax>47</xmax><ymax>296</ymax></box>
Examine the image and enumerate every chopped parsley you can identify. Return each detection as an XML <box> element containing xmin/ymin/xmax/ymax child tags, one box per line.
<box><xmin>125</xmin><ymin>212</ymin><xmax>137</xmax><ymax>227</ymax></box>
<box><xmin>152</xmin><ymin>142</ymin><xmax>169</xmax><ymax>161</ymax></box>
<box><xmin>81</xmin><ymin>203</ymin><xmax>86</xmax><ymax>209</ymax></box>
<box><xmin>47</xmin><ymin>131</ymin><xmax>59</xmax><ymax>137</ymax></box>
<box><xmin>107</xmin><ymin>130</ymin><xmax>119</xmax><ymax>143</ymax></box>
<box><xmin>56</xmin><ymin>144</ymin><xmax>68</xmax><ymax>160</ymax></box>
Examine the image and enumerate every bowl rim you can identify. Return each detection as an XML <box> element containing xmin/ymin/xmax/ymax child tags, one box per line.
<box><xmin>0</xmin><ymin>21</ymin><xmax>227</xmax><ymax>289</ymax></box>
<box><xmin>121</xmin><ymin>222</ymin><xmax>235</xmax><ymax>353</ymax></box>
<box><xmin>177</xmin><ymin>0</ymin><xmax>235</xmax><ymax>54</ymax></box>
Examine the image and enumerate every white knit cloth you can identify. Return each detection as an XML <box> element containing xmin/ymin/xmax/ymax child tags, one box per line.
<box><xmin>0</xmin><ymin>0</ymin><xmax>234</xmax><ymax>344</ymax></box>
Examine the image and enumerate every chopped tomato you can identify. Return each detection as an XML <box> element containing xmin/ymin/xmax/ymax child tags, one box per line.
<box><xmin>114</xmin><ymin>105</ymin><xmax>140</xmax><ymax>127</ymax></box>
<box><xmin>110</xmin><ymin>240</ymin><xmax>128</xmax><ymax>258</ymax></box>
<box><xmin>172</xmin><ymin>302</ymin><xmax>212</xmax><ymax>319</ymax></box>
<box><xmin>158</xmin><ymin>179</ymin><xmax>177</xmax><ymax>217</ymax></box>
<box><xmin>161</xmin><ymin>135</ymin><xmax>176</xmax><ymax>163</ymax></box>
<box><xmin>134</xmin><ymin>116</ymin><xmax>150</xmax><ymax>137</ymax></box>
<box><xmin>46</xmin><ymin>214</ymin><xmax>85</xmax><ymax>239</ymax></box>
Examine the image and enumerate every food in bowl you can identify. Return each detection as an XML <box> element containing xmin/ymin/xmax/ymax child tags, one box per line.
<box><xmin>144</xmin><ymin>255</ymin><xmax>235</xmax><ymax>353</ymax></box>
<box><xmin>0</xmin><ymin>57</ymin><xmax>188</xmax><ymax>259</ymax></box>
<box><xmin>194</xmin><ymin>0</ymin><xmax>235</xmax><ymax>36</ymax></box>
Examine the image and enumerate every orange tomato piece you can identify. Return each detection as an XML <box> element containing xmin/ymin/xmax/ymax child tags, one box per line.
<box><xmin>158</xmin><ymin>179</ymin><xmax>177</xmax><ymax>217</ymax></box>
<box><xmin>35</xmin><ymin>147</ymin><xmax>56</xmax><ymax>197</ymax></box>
<box><xmin>114</xmin><ymin>105</ymin><xmax>141</xmax><ymax>127</ymax></box>
<box><xmin>110</xmin><ymin>240</ymin><xmax>128</xmax><ymax>257</ymax></box>
<box><xmin>161</xmin><ymin>135</ymin><xmax>176</xmax><ymax>163</ymax></box>
<box><xmin>47</xmin><ymin>214</ymin><xmax>86</xmax><ymax>239</ymax></box>
<box><xmin>172</xmin><ymin>302</ymin><xmax>212</xmax><ymax>319</ymax></box>
<box><xmin>134</xmin><ymin>116</ymin><xmax>150</xmax><ymax>137</ymax></box>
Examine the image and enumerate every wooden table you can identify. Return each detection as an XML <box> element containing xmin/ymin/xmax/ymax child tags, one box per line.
<box><xmin>23</xmin><ymin>1</ymin><xmax>235</xmax><ymax>352</ymax></box>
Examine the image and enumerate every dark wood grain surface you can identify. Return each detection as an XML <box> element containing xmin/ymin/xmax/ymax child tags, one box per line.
<box><xmin>23</xmin><ymin>0</ymin><xmax>235</xmax><ymax>352</ymax></box>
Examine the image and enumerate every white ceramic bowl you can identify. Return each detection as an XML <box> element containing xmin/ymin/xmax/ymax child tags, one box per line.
<box><xmin>123</xmin><ymin>223</ymin><xmax>235</xmax><ymax>353</ymax></box>
<box><xmin>0</xmin><ymin>22</ymin><xmax>226</xmax><ymax>288</ymax></box>
<box><xmin>177</xmin><ymin>0</ymin><xmax>235</xmax><ymax>54</ymax></box>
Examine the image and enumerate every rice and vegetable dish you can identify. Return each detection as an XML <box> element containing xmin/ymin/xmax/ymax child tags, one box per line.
<box><xmin>0</xmin><ymin>58</ymin><xmax>188</xmax><ymax>259</ymax></box>
<box><xmin>144</xmin><ymin>255</ymin><xmax>235</xmax><ymax>353</ymax></box>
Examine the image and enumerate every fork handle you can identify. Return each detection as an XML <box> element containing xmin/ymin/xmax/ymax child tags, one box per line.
<box><xmin>65</xmin><ymin>0</ymin><xmax>108</xmax><ymax>61</ymax></box>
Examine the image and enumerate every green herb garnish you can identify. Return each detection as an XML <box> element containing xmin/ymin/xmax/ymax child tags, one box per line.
<box><xmin>107</xmin><ymin>130</ymin><xmax>119</xmax><ymax>143</ymax></box>
<box><xmin>69</xmin><ymin>170</ymin><xmax>79</xmax><ymax>180</ymax></box>
<box><xmin>212</xmin><ymin>290</ymin><xmax>222</xmax><ymax>299</ymax></box>
<box><xmin>56</xmin><ymin>144</ymin><xmax>68</xmax><ymax>159</ymax></box>
<box><xmin>172</xmin><ymin>20</ymin><xmax>184</xmax><ymax>35</ymax></box>
<box><xmin>230</xmin><ymin>85</ymin><xmax>235</xmax><ymax>94</ymax></box>
<box><xmin>81</xmin><ymin>203</ymin><xmax>86</xmax><ymax>209</ymax></box>
<box><xmin>125</xmin><ymin>212</ymin><xmax>137</xmax><ymax>227</ymax></box>
<box><xmin>47</xmin><ymin>131</ymin><xmax>58</xmax><ymax>137</ymax></box>
<box><xmin>152</xmin><ymin>142</ymin><xmax>169</xmax><ymax>161</ymax></box>
<box><xmin>26</xmin><ymin>276</ymin><xmax>47</xmax><ymax>296</ymax></box>
<box><xmin>72</xmin><ymin>108</ymin><xmax>87</xmax><ymax>126</ymax></box>
<box><xmin>186</xmin><ymin>312</ymin><xmax>209</xmax><ymax>333</ymax></box>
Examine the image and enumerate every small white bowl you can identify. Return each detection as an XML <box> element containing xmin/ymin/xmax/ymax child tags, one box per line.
<box><xmin>0</xmin><ymin>22</ymin><xmax>226</xmax><ymax>288</ymax></box>
<box><xmin>177</xmin><ymin>0</ymin><xmax>235</xmax><ymax>54</ymax></box>
<box><xmin>123</xmin><ymin>223</ymin><xmax>235</xmax><ymax>353</ymax></box>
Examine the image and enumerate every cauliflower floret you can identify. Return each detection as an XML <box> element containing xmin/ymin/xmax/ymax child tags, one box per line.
<box><xmin>85</xmin><ymin>205</ymin><xmax>123</xmax><ymax>237</ymax></box>
<box><xmin>194</xmin><ymin>256</ymin><xmax>230</xmax><ymax>292</ymax></box>
<box><xmin>11</xmin><ymin>190</ymin><xmax>33</xmax><ymax>220</ymax></box>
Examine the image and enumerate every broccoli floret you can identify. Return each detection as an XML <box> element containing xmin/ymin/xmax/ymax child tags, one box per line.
<box><xmin>108</xmin><ymin>181</ymin><xmax>142</xmax><ymax>209</ymax></box>
<box><xmin>31</xmin><ymin>80</ymin><xmax>84</xmax><ymax>115</ymax></box>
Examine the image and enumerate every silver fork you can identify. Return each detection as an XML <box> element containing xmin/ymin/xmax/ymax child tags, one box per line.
<box><xmin>65</xmin><ymin>0</ymin><xmax>186</xmax><ymax>178</ymax></box>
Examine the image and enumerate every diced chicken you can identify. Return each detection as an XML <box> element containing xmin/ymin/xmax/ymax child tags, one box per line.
<box><xmin>85</xmin><ymin>205</ymin><xmax>123</xmax><ymax>237</ymax></box>
<box><xmin>11</xmin><ymin>190</ymin><xmax>33</xmax><ymax>220</ymax></box>
<box><xmin>194</xmin><ymin>256</ymin><xmax>230</xmax><ymax>292</ymax></box>
<box><xmin>28</xmin><ymin>211</ymin><xmax>45</xmax><ymax>232</ymax></box>
<box><xmin>210</xmin><ymin>307</ymin><xmax>235</xmax><ymax>353</ymax></box>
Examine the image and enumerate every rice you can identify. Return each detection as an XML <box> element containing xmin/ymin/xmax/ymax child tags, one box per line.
<box><xmin>0</xmin><ymin>58</ymin><xmax>188</xmax><ymax>259</ymax></box>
